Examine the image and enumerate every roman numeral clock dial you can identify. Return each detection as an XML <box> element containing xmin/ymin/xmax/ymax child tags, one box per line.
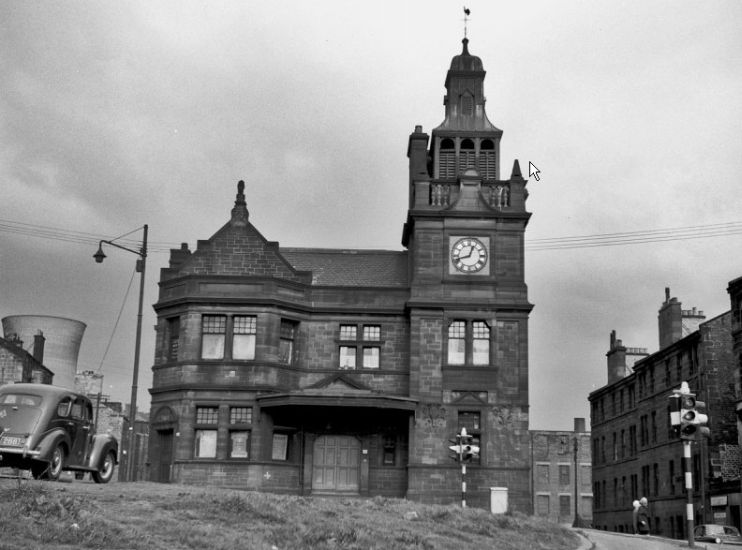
<box><xmin>450</xmin><ymin>237</ymin><xmax>488</xmax><ymax>273</ymax></box>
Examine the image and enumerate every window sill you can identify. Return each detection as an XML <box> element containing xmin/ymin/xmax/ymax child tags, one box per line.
<box><xmin>442</xmin><ymin>364</ymin><xmax>495</xmax><ymax>369</ymax></box>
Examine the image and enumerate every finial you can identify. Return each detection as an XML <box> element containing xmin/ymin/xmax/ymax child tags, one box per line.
<box><xmin>511</xmin><ymin>159</ymin><xmax>523</xmax><ymax>179</ymax></box>
<box><xmin>231</xmin><ymin>179</ymin><xmax>249</xmax><ymax>226</ymax></box>
<box><xmin>463</xmin><ymin>7</ymin><xmax>471</xmax><ymax>39</ymax></box>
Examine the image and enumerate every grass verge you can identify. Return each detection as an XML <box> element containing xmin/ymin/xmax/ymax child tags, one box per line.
<box><xmin>0</xmin><ymin>480</ymin><xmax>580</xmax><ymax>550</ymax></box>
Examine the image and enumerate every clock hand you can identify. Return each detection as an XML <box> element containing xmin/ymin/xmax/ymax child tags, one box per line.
<box><xmin>459</xmin><ymin>246</ymin><xmax>472</xmax><ymax>259</ymax></box>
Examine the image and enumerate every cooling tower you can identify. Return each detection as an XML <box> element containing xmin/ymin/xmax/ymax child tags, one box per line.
<box><xmin>2</xmin><ymin>315</ymin><xmax>86</xmax><ymax>389</ymax></box>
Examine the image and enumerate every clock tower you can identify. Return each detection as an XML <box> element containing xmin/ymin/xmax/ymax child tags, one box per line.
<box><xmin>403</xmin><ymin>38</ymin><xmax>533</xmax><ymax>509</ymax></box>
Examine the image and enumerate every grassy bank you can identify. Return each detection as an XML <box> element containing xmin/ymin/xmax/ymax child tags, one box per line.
<box><xmin>0</xmin><ymin>479</ymin><xmax>580</xmax><ymax>550</ymax></box>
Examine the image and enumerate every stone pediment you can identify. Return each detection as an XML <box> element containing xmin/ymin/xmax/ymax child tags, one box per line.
<box><xmin>304</xmin><ymin>373</ymin><xmax>374</xmax><ymax>395</ymax></box>
<box><xmin>450</xmin><ymin>390</ymin><xmax>488</xmax><ymax>405</ymax></box>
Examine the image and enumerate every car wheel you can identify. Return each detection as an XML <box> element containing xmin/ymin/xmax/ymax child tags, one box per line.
<box><xmin>92</xmin><ymin>451</ymin><xmax>116</xmax><ymax>484</ymax></box>
<box><xmin>46</xmin><ymin>444</ymin><xmax>66</xmax><ymax>481</ymax></box>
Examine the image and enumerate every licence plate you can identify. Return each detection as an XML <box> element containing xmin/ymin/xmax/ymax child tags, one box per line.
<box><xmin>0</xmin><ymin>436</ymin><xmax>24</xmax><ymax>447</ymax></box>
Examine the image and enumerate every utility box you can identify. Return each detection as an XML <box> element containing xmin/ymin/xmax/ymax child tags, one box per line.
<box><xmin>490</xmin><ymin>487</ymin><xmax>508</xmax><ymax>514</ymax></box>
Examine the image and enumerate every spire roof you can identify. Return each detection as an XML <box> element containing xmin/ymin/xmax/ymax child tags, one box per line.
<box><xmin>448</xmin><ymin>38</ymin><xmax>484</xmax><ymax>72</ymax></box>
<box><xmin>434</xmin><ymin>38</ymin><xmax>500</xmax><ymax>133</ymax></box>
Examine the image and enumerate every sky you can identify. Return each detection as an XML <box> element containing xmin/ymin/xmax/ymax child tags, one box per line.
<box><xmin>1</xmin><ymin>1</ymin><xmax>741</xmax><ymax>431</ymax></box>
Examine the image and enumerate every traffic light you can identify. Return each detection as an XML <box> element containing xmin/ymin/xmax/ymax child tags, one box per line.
<box><xmin>449</xmin><ymin>428</ymin><xmax>481</xmax><ymax>462</ymax></box>
<box><xmin>695</xmin><ymin>399</ymin><xmax>710</xmax><ymax>438</ymax></box>
<box><xmin>449</xmin><ymin>433</ymin><xmax>462</xmax><ymax>461</ymax></box>
<box><xmin>460</xmin><ymin>431</ymin><xmax>480</xmax><ymax>463</ymax></box>
<box><xmin>669</xmin><ymin>392</ymin><xmax>681</xmax><ymax>437</ymax></box>
<box><xmin>679</xmin><ymin>392</ymin><xmax>709</xmax><ymax>440</ymax></box>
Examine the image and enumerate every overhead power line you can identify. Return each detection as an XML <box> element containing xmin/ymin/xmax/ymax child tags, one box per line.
<box><xmin>1</xmin><ymin>217</ymin><xmax>741</xmax><ymax>253</ymax></box>
<box><xmin>0</xmin><ymin>218</ymin><xmax>173</xmax><ymax>253</ymax></box>
<box><xmin>526</xmin><ymin>221</ymin><xmax>742</xmax><ymax>251</ymax></box>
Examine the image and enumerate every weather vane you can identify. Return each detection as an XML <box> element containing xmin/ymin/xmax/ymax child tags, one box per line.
<box><xmin>463</xmin><ymin>7</ymin><xmax>471</xmax><ymax>38</ymax></box>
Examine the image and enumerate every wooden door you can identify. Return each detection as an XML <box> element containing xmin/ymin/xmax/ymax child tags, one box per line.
<box><xmin>312</xmin><ymin>435</ymin><xmax>360</xmax><ymax>493</ymax></box>
<box><xmin>155</xmin><ymin>429</ymin><xmax>173</xmax><ymax>482</ymax></box>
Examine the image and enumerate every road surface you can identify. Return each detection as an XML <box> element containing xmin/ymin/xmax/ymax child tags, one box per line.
<box><xmin>577</xmin><ymin>528</ymin><xmax>707</xmax><ymax>549</ymax></box>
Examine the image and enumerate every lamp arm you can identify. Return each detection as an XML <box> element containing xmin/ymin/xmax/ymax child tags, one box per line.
<box><xmin>98</xmin><ymin>239</ymin><xmax>146</xmax><ymax>258</ymax></box>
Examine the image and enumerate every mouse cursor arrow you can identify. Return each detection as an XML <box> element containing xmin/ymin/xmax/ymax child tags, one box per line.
<box><xmin>528</xmin><ymin>162</ymin><xmax>541</xmax><ymax>182</ymax></box>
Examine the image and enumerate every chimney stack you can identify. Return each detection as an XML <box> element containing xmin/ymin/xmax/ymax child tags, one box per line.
<box><xmin>658</xmin><ymin>287</ymin><xmax>683</xmax><ymax>349</ymax></box>
<box><xmin>658</xmin><ymin>288</ymin><xmax>705</xmax><ymax>348</ymax></box>
<box><xmin>33</xmin><ymin>330</ymin><xmax>45</xmax><ymax>364</ymax></box>
<box><xmin>606</xmin><ymin>330</ymin><xmax>627</xmax><ymax>384</ymax></box>
<box><xmin>574</xmin><ymin>417</ymin><xmax>586</xmax><ymax>433</ymax></box>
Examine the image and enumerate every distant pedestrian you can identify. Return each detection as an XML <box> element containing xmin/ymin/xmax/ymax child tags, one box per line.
<box><xmin>636</xmin><ymin>497</ymin><xmax>650</xmax><ymax>535</ymax></box>
<box><xmin>632</xmin><ymin>500</ymin><xmax>640</xmax><ymax>534</ymax></box>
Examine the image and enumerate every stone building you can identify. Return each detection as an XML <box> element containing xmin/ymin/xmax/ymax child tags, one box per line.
<box><xmin>0</xmin><ymin>331</ymin><xmax>53</xmax><ymax>385</ymax></box>
<box><xmin>589</xmin><ymin>288</ymin><xmax>738</xmax><ymax>538</ymax></box>
<box><xmin>727</xmin><ymin>276</ymin><xmax>742</xmax><ymax>447</ymax></box>
<box><xmin>147</xmin><ymin>37</ymin><xmax>533</xmax><ymax>509</ymax></box>
<box><xmin>530</xmin><ymin>418</ymin><xmax>593</xmax><ymax>524</ymax></box>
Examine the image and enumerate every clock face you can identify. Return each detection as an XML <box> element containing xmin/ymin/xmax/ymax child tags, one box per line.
<box><xmin>451</xmin><ymin>237</ymin><xmax>488</xmax><ymax>273</ymax></box>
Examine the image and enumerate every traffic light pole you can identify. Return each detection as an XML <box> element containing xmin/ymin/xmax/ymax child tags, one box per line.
<box><xmin>684</xmin><ymin>440</ymin><xmax>695</xmax><ymax>548</ymax></box>
<box><xmin>449</xmin><ymin>427</ymin><xmax>480</xmax><ymax>508</ymax></box>
<box><xmin>461</xmin><ymin>461</ymin><xmax>467</xmax><ymax>508</ymax></box>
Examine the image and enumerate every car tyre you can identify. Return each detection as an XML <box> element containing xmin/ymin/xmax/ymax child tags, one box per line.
<box><xmin>46</xmin><ymin>443</ymin><xmax>66</xmax><ymax>481</ymax></box>
<box><xmin>33</xmin><ymin>444</ymin><xmax>66</xmax><ymax>480</ymax></box>
<box><xmin>92</xmin><ymin>451</ymin><xmax>116</xmax><ymax>484</ymax></box>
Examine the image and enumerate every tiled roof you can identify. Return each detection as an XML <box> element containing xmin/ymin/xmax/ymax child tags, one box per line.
<box><xmin>280</xmin><ymin>248</ymin><xmax>409</xmax><ymax>287</ymax></box>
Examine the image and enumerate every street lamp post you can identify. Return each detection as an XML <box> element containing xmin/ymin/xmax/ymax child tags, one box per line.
<box><xmin>93</xmin><ymin>224</ymin><xmax>148</xmax><ymax>482</ymax></box>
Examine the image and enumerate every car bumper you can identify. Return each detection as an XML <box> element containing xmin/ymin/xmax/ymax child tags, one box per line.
<box><xmin>0</xmin><ymin>447</ymin><xmax>41</xmax><ymax>458</ymax></box>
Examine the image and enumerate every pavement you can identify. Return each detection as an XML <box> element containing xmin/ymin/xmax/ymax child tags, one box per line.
<box><xmin>572</xmin><ymin>528</ymin><xmax>715</xmax><ymax>550</ymax></box>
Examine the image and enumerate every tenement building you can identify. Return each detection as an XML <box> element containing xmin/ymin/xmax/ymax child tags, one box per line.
<box><xmin>589</xmin><ymin>288</ymin><xmax>738</xmax><ymax>538</ymax></box>
<box><xmin>530</xmin><ymin>418</ymin><xmax>593</xmax><ymax>525</ymax></box>
<box><xmin>147</xmin><ymin>38</ymin><xmax>533</xmax><ymax>509</ymax></box>
<box><xmin>727</xmin><ymin>276</ymin><xmax>742</xmax><ymax>448</ymax></box>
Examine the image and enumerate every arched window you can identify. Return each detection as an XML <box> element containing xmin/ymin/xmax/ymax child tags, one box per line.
<box><xmin>460</xmin><ymin>139</ymin><xmax>476</xmax><ymax>172</ymax></box>
<box><xmin>479</xmin><ymin>139</ymin><xmax>496</xmax><ymax>179</ymax></box>
<box><xmin>439</xmin><ymin>138</ymin><xmax>455</xmax><ymax>179</ymax></box>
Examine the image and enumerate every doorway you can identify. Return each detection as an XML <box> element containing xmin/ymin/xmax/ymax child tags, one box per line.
<box><xmin>154</xmin><ymin>429</ymin><xmax>174</xmax><ymax>483</ymax></box>
<box><xmin>312</xmin><ymin>435</ymin><xmax>360</xmax><ymax>493</ymax></box>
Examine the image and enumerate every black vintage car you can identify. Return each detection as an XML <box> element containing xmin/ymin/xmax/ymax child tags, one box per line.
<box><xmin>0</xmin><ymin>383</ymin><xmax>118</xmax><ymax>482</ymax></box>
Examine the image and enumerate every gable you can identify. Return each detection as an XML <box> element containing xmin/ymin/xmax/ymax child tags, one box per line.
<box><xmin>176</xmin><ymin>221</ymin><xmax>308</xmax><ymax>283</ymax></box>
